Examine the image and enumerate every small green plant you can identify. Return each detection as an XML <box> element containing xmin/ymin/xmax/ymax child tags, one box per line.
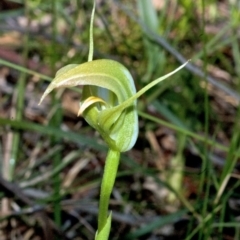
<box><xmin>39</xmin><ymin>1</ymin><xmax>188</xmax><ymax>239</ymax></box>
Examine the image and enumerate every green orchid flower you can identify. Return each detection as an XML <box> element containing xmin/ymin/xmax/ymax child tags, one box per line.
<box><xmin>39</xmin><ymin>59</ymin><xmax>188</xmax><ymax>153</ymax></box>
<box><xmin>40</xmin><ymin>59</ymin><xmax>138</xmax><ymax>152</ymax></box>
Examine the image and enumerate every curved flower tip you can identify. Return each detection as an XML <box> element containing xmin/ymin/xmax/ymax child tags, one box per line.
<box><xmin>38</xmin><ymin>64</ymin><xmax>79</xmax><ymax>106</ymax></box>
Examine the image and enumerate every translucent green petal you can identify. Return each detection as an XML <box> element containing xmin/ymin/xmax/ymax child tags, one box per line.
<box><xmin>55</xmin><ymin>64</ymin><xmax>78</xmax><ymax>77</ymax></box>
<box><xmin>39</xmin><ymin>59</ymin><xmax>136</xmax><ymax>105</ymax></box>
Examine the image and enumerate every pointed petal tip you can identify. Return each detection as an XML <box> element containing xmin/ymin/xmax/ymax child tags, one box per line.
<box><xmin>77</xmin><ymin>108</ymin><xmax>82</xmax><ymax>117</ymax></box>
<box><xmin>38</xmin><ymin>96</ymin><xmax>44</xmax><ymax>105</ymax></box>
<box><xmin>38</xmin><ymin>88</ymin><xmax>52</xmax><ymax>105</ymax></box>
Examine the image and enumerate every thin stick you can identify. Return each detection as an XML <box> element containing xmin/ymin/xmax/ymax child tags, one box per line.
<box><xmin>88</xmin><ymin>0</ymin><xmax>96</xmax><ymax>62</ymax></box>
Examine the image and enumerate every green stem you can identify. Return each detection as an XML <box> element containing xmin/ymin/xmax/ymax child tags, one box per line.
<box><xmin>98</xmin><ymin>149</ymin><xmax>120</xmax><ymax>232</ymax></box>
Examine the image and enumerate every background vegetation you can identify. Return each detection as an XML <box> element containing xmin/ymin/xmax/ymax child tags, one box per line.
<box><xmin>0</xmin><ymin>0</ymin><xmax>240</xmax><ymax>239</ymax></box>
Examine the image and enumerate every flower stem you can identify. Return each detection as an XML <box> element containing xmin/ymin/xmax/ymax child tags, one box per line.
<box><xmin>98</xmin><ymin>149</ymin><xmax>120</xmax><ymax>232</ymax></box>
